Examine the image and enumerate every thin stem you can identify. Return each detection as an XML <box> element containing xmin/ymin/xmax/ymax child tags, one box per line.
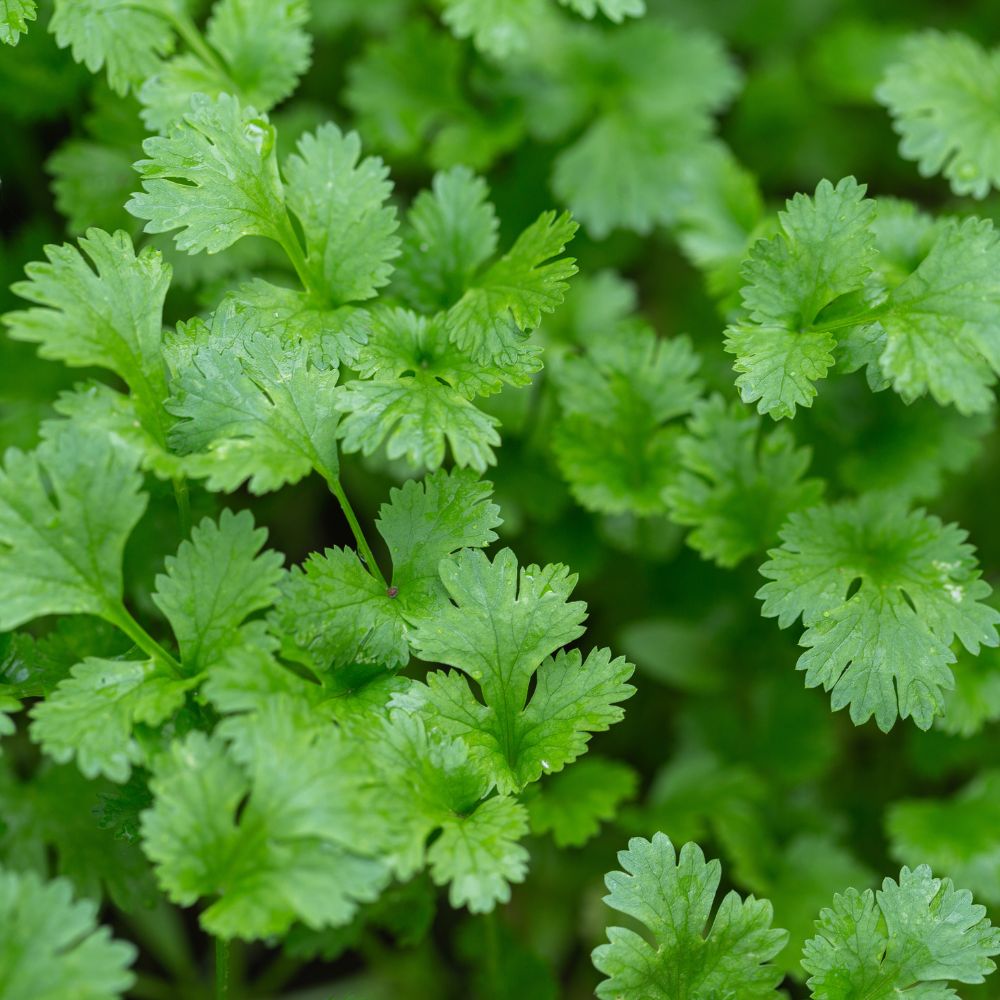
<box><xmin>106</xmin><ymin>605</ymin><xmax>183</xmax><ymax>678</ymax></box>
<box><xmin>322</xmin><ymin>472</ymin><xmax>388</xmax><ymax>588</ymax></box>
<box><xmin>251</xmin><ymin>953</ymin><xmax>302</xmax><ymax>996</ymax></box>
<box><xmin>172</xmin><ymin>477</ymin><xmax>192</xmax><ymax>537</ymax></box>
<box><xmin>276</xmin><ymin>216</ymin><xmax>325</xmax><ymax>303</ymax></box>
<box><xmin>215</xmin><ymin>938</ymin><xmax>230</xmax><ymax>1000</ymax></box>
<box><xmin>164</xmin><ymin>9</ymin><xmax>231</xmax><ymax>82</ymax></box>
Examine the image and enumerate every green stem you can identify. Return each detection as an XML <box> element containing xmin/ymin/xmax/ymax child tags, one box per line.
<box><xmin>276</xmin><ymin>216</ymin><xmax>325</xmax><ymax>303</ymax></box>
<box><xmin>322</xmin><ymin>472</ymin><xmax>388</xmax><ymax>588</ymax></box>
<box><xmin>106</xmin><ymin>605</ymin><xmax>183</xmax><ymax>678</ymax></box>
<box><xmin>163</xmin><ymin>9</ymin><xmax>231</xmax><ymax>82</ymax></box>
<box><xmin>215</xmin><ymin>938</ymin><xmax>230</xmax><ymax>1000</ymax></box>
<box><xmin>172</xmin><ymin>477</ymin><xmax>192</xmax><ymax>537</ymax></box>
<box><xmin>809</xmin><ymin>304</ymin><xmax>887</xmax><ymax>333</ymax></box>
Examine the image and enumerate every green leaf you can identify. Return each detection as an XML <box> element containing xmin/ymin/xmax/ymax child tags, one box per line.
<box><xmin>152</xmin><ymin>509</ymin><xmax>284</xmax><ymax>674</ymax></box>
<box><xmin>5</xmin><ymin>229</ymin><xmax>171</xmax><ymax>431</ymax></box>
<box><xmin>440</xmin><ymin>0</ymin><xmax>547</xmax><ymax>58</ymax></box>
<box><xmin>591</xmin><ymin>833</ymin><xmax>788</xmax><ymax>1000</ymax></box>
<box><xmin>0</xmin><ymin>423</ymin><xmax>147</xmax><ymax>631</ymax></box>
<box><xmin>877</xmin><ymin>31</ymin><xmax>1000</xmax><ymax>198</ymax></box>
<box><xmin>525</xmin><ymin>756</ymin><xmax>638</xmax><ymax>848</ymax></box>
<box><xmin>802</xmin><ymin>865</ymin><xmax>1000</xmax><ymax>999</ymax></box>
<box><xmin>552</xmin><ymin>326</ymin><xmax>702</xmax><ymax>515</ymax></box>
<box><xmin>725</xmin><ymin>177</ymin><xmax>877</xmax><ymax>418</ymax></box>
<box><xmin>665</xmin><ymin>395</ymin><xmax>823</xmax><ymax>567</ymax></box>
<box><xmin>166</xmin><ymin>303</ymin><xmax>342</xmax><ymax>493</ymax></box>
<box><xmin>50</xmin><ymin>0</ymin><xmax>177</xmax><ymax>94</ymax></box>
<box><xmin>559</xmin><ymin>0</ymin><xmax>644</xmax><ymax>22</ymax></box>
<box><xmin>876</xmin><ymin>217</ymin><xmax>1000</xmax><ymax>414</ymax></box>
<box><xmin>142</xmin><ymin>697</ymin><xmax>390</xmax><ymax>940</ymax></box>
<box><xmin>394</xmin><ymin>166</ymin><xmax>498</xmax><ymax>312</ymax></box>
<box><xmin>29</xmin><ymin>659</ymin><xmax>193</xmax><ymax>783</ymax></box>
<box><xmin>139</xmin><ymin>0</ymin><xmax>311</xmax><ymax>132</ymax></box>
<box><xmin>128</xmin><ymin>93</ymin><xmax>287</xmax><ymax>255</ymax></box>
<box><xmin>0</xmin><ymin>0</ymin><xmax>35</xmax><ymax>45</ymax></box>
<box><xmin>273</xmin><ymin>467</ymin><xmax>500</xmax><ymax>670</ymax></box>
<box><xmin>373</xmin><ymin>710</ymin><xmax>529</xmax><ymax>912</ymax></box>
<box><xmin>0</xmin><ymin>866</ymin><xmax>136</xmax><ymax>999</ymax></box>
<box><xmin>335</xmin><ymin>309</ymin><xmax>521</xmax><ymax>472</ymax></box>
<box><xmin>939</xmin><ymin>641</ymin><xmax>1000</xmax><ymax>736</ymax></box>
<box><xmin>445</xmin><ymin>211</ymin><xmax>578</xmax><ymax>364</ymax></box>
<box><xmin>283</xmin><ymin>123</ymin><xmax>399</xmax><ymax>303</ymax></box>
<box><xmin>406</xmin><ymin>548</ymin><xmax>635</xmax><ymax>793</ymax></box>
<box><xmin>758</xmin><ymin>496</ymin><xmax>999</xmax><ymax>731</ymax></box>
<box><xmin>887</xmin><ymin>771</ymin><xmax>1000</xmax><ymax>908</ymax></box>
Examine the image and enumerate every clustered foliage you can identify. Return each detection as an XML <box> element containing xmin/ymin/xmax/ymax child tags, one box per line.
<box><xmin>2</xmin><ymin>1</ymin><xmax>1000</xmax><ymax>998</ymax></box>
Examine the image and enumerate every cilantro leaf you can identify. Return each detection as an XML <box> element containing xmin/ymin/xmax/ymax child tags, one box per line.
<box><xmin>0</xmin><ymin>0</ymin><xmax>35</xmax><ymax>45</ymax></box>
<box><xmin>0</xmin><ymin>866</ymin><xmax>136</xmax><ymax>998</ymax></box>
<box><xmin>394</xmin><ymin>166</ymin><xmax>499</xmax><ymax>313</ymax></box>
<box><xmin>665</xmin><ymin>395</ymin><xmax>823</xmax><ymax>567</ymax></box>
<box><xmin>525</xmin><ymin>756</ymin><xmax>638</xmax><ymax>848</ymax></box>
<box><xmin>0</xmin><ymin>423</ymin><xmax>147</xmax><ymax>631</ymax></box>
<box><xmin>758</xmin><ymin>496</ymin><xmax>999</xmax><ymax>731</ymax></box>
<box><xmin>152</xmin><ymin>509</ymin><xmax>284</xmax><ymax>674</ymax></box>
<box><xmin>876</xmin><ymin>216</ymin><xmax>1000</xmax><ymax>414</ymax></box>
<box><xmin>877</xmin><ymin>31</ymin><xmax>1000</xmax><ymax>198</ymax></box>
<box><xmin>725</xmin><ymin>177</ymin><xmax>877</xmax><ymax>419</ymax></box>
<box><xmin>591</xmin><ymin>833</ymin><xmax>788</xmax><ymax>1000</ymax></box>
<box><xmin>29</xmin><ymin>659</ymin><xmax>193</xmax><ymax>783</ymax></box>
<box><xmin>50</xmin><ymin>0</ymin><xmax>176</xmax><ymax>94</ymax></box>
<box><xmin>440</xmin><ymin>0</ymin><xmax>547</xmax><ymax>59</ymax></box>
<box><xmin>140</xmin><ymin>0</ymin><xmax>311</xmax><ymax>132</ymax></box>
<box><xmin>939</xmin><ymin>639</ymin><xmax>1000</xmax><ymax>736</ymax></box>
<box><xmin>142</xmin><ymin>697</ymin><xmax>390</xmax><ymax>940</ymax></box>
<box><xmin>445</xmin><ymin>211</ymin><xmax>578</xmax><ymax>364</ymax></box>
<box><xmin>128</xmin><ymin>93</ymin><xmax>287</xmax><ymax>255</ymax></box>
<box><xmin>166</xmin><ymin>303</ymin><xmax>341</xmax><ymax>493</ymax></box>
<box><xmin>887</xmin><ymin>771</ymin><xmax>1000</xmax><ymax>908</ymax></box>
<box><xmin>5</xmin><ymin>229</ymin><xmax>171</xmax><ymax>434</ymax></box>
<box><xmin>273</xmin><ymin>467</ymin><xmax>500</xmax><ymax>670</ymax></box>
<box><xmin>283</xmin><ymin>123</ymin><xmax>399</xmax><ymax>303</ymax></box>
<box><xmin>405</xmin><ymin>548</ymin><xmax>635</xmax><ymax>793</ymax></box>
<box><xmin>335</xmin><ymin>309</ymin><xmax>519</xmax><ymax>472</ymax></box>
<box><xmin>374</xmin><ymin>710</ymin><xmax>529</xmax><ymax>912</ymax></box>
<box><xmin>802</xmin><ymin>865</ymin><xmax>1000</xmax><ymax>999</ymax></box>
<box><xmin>559</xmin><ymin>0</ymin><xmax>644</xmax><ymax>22</ymax></box>
<box><xmin>552</xmin><ymin>326</ymin><xmax>702</xmax><ymax>515</ymax></box>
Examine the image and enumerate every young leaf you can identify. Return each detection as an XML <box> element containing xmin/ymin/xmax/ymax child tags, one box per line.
<box><xmin>591</xmin><ymin>833</ymin><xmax>788</xmax><ymax>999</ymax></box>
<box><xmin>887</xmin><ymin>771</ymin><xmax>1000</xmax><ymax>907</ymax></box>
<box><xmin>394</xmin><ymin>166</ymin><xmax>499</xmax><ymax>312</ymax></box>
<box><xmin>405</xmin><ymin>548</ymin><xmax>635</xmax><ymax>793</ymax></box>
<box><xmin>0</xmin><ymin>866</ymin><xmax>136</xmax><ymax>998</ymax></box>
<box><xmin>725</xmin><ymin>177</ymin><xmax>876</xmax><ymax>419</ymax></box>
<box><xmin>283</xmin><ymin>123</ymin><xmax>399</xmax><ymax>303</ymax></box>
<box><xmin>802</xmin><ymin>866</ymin><xmax>1000</xmax><ymax>998</ymax></box>
<box><xmin>335</xmin><ymin>309</ymin><xmax>524</xmax><ymax>472</ymax></box>
<box><xmin>877</xmin><ymin>31</ymin><xmax>1000</xmax><ymax>198</ymax></box>
<box><xmin>445</xmin><ymin>211</ymin><xmax>578</xmax><ymax>364</ymax></box>
<box><xmin>142</xmin><ymin>698</ymin><xmax>390</xmax><ymax>940</ymax></box>
<box><xmin>0</xmin><ymin>423</ymin><xmax>147</xmax><ymax>631</ymax></box>
<box><xmin>166</xmin><ymin>303</ymin><xmax>342</xmax><ymax>493</ymax></box>
<box><xmin>552</xmin><ymin>326</ymin><xmax>702</xmax><ymax>515</ymax></box>
<box><xmin>127</xmin><ymin>93</ymin><xmax>287</xmax><ymax>255</ymax></box>
<box><xmin>152</xmin><ymin>509</ymin><xmax>284</xmax><ymax>674</ymax></box>
<box><xmin>665</xmin><ymin>395</ymin><xmax>823</xmax><ymax>567</ymax></box>
<box><xmin>0</xmin><ymin>0</ymin><xmax>35</xmax><ymax>45</ymax></box>
<box><xmin>50</xmin><ymin>0</ymin><xmax>176</xmax><ymax>94</ymax></box>
<box><xmin>758</xmin><ymin>496</ymin><xmax>999</xmax><ymax>731</ymax></box>
<box><xmin>273</xmin><ymin>467</ymin><xmax>500</xmax><ymax>670</ymax></box>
